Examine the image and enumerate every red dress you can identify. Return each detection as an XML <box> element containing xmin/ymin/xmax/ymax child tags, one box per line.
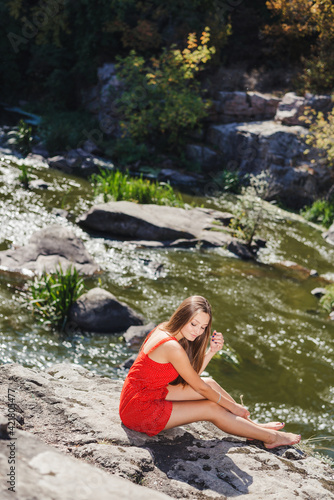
<box><xmin>119</xmin><ymin>329</ymin><xmax>179</xmax><ymax>436</ymax></box>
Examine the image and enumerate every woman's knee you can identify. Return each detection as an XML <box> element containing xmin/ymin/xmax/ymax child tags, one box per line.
<box><xmin>203</xmin><ymin>399</ymin><xmax>227</xmax><ymax>421</ymax></box>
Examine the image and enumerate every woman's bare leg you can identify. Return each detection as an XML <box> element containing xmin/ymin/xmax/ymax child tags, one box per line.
<box><xmin>163</xmin><ymin>400</ymin><xmax>301</xmax><ymax>449</ymax></box>
<box><xmin>166</xmin><ymin>377</ymin><xmax>285</xmax><ymax>431</ymax></box>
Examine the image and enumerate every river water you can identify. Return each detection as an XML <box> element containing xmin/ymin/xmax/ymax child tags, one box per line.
<box><xmin>0</xmin><ymin>153</ymin><xmax>333</xmax><ymax>461</ymax></box>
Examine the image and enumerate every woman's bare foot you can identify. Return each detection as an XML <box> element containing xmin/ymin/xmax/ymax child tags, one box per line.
<box><xmin>264</xmin><ymin>431</ymin><xmax>301</xmax><ymax>449</ymax></box>
<box><xmin>247</xmin><ymin>421</ymin><xmax>285</xmax><ymax>440</ymax></box>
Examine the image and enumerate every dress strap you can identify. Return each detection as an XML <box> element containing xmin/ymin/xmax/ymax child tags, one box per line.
<box><xmin>146</xmin><ymin>336</ymin><xmax>178</xmax><ymax>355</ymax></box>
<box><xmin>142</xmin><ymin>326</ymin><xmax>158</xmax><ymax>346</ymax></box>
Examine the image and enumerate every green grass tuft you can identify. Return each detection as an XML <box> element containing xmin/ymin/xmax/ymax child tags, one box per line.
<box><xmin>301</xmin><ymin>198</ymin><xmax>334</xmax><ymax>228</ymax></box>
<box><xmin>27</xmin><ymin>265</ymin><xmax>85</xmax><ymax>331</ymax></box>
<box><xmin>91</xmin><ymin>168</ymin><xmax>184</xmax><ymax>207</ymax></box>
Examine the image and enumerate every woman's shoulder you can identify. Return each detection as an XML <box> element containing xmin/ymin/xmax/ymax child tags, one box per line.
<box><xmin>143</xmin><ymin>323</ymin><xmax>180</xmax><ymax>354</ymax></box>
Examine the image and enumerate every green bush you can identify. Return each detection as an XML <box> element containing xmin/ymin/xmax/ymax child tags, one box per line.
<box><xmin>320</xmin><ymin>284</ymin><xmax>334</xmax><ymax>313</ymax></box>
<box><xmin>115</xmin><ymin>28</ymin><xmax>215</xmax><ymax>151</ymax></box>
<box><xmin>28</xmin><ymin>265</ymin><xmax>85</xmax><ymax>331</ymax></box>
<box><xmin>38</xmin><ymin>109</ymin><xmax>98</xmax><ymax>154</ymax></box>
<box><xmin>214</xmin><ymin>170</ymin><xmax>241</xmax><ymax>194</ymax></box>
<box><xmin>14</xmin><ymin>119</ymin><xmax>33</xmax><ymax>156</ymax></box>
<box><xmin>301</xmin><ymin>198</ymin><xmax>334</xmax><ymax>228</ymax></box>
<box><xmin>104</xmin><ymin>137</ymin><xmax>150</xmax><ymax>166</ymax></box>
<box><xmin>91</xmin><ymin>168</ymin><xmax>184</xmax><ymax>206</ymax></box>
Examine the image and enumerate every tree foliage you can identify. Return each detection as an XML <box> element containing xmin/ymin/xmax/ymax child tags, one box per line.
<box><xmin>3</xmin><ymin>0</ymin><xmax>230</xmax><ymax>105</ymax></box>
<box><xmin>115</xmin><ymin>28</ymin><xmax>215</xmax><ymax>150</ymax></box>
<box><xmin>303</xmin><ymin>107</ymin><xmax>334</xmax><ymax>168</ymax></box>
<box><xmin>264</xmin><ymin>0</ymin><xmax>334</xmax><ymax>92</ymax></box>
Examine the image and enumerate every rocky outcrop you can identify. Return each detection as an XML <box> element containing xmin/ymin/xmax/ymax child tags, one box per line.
<box><xmin>0</xmin><ymin>225</ymin><xmax>100</xmax><ymax>276</ymax></box>
<box><xmin>68</xmin><ymin>288</ymin><xmax>144</xmax><ymax>333</ymax></box>
<box><xmin>207</xmin><ymin>120</ymin><xmax>332</xmax><ymax>208</ymax></box>
<box><xmin>0</xmin><ymin>362</ymin><xmax>333</xmax><ymax>500</ymax></box>
<box><xmin>185</xmin><ymin>145</ymin><xmax>219</xmax><ymax>170</ymax></box>
<box><xmin>48</xmin><ymin>148</ymin><xmax>114</xmax><ymax>177</ymax></box>
<box><xmin>275</xmin><ymin>92</ymin><xmax>333</xmax><ymax>126</ymax></box>
<box><xmin>210</xmin><ymin>91</ymin><xmax>281</xmax><ymax>123</ymax></box>
<box><xmin>78</xmin><ymin>201</ymin><xmax>257</xmax><ymax>259</ymax></box>
<box><xmin>81</xmin><ymin>62</ymin><xmax>122</xmax><ymax>136</ymax></box>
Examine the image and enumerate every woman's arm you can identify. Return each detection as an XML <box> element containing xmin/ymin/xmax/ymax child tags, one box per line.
<box><xmin>200</xmin><ymin>330</ymin><xmax>223</xmax><ymax>374</ymax></box>
<box><xmin>200</xmin><ymin>331</ymin><xmax>237</xmax><ymax>404</ymax></box>
<box><xmin>165</xmin><ymin>342</ymin><xmax>249</xmax><ymax>418</ymax></box>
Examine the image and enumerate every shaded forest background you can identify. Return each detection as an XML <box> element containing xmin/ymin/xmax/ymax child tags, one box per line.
<box><xmin>1</xmin><ymin>0</ymin><xmax>334</xmax><ymax>109</ymax></box>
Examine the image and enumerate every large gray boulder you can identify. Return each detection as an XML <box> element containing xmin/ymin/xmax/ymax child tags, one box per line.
<box><xmin>0</xmin><ymin>225</ymin><xmax>99</xmax><ymax>276</ymax></box>
<box><xmin>208</xmin><ymin>121</ymin><xmax>308</xmax><ymax>173</ymax></box>
<box><xmin>69</xmin><ymin>288</ymin><xmax>144</xmax><ymax>333</ymax></box>
<box><xmin>78</xmin><ymin>202</ymin><xmax>258</xmax><ymax>259</ymax></box>
<box><xmin>78</xmin><ymin>201</ymin><xmax>207</xmax><ymax>240</ymax></box>
<box><xmin>0</xmin><ymin>362</ymin><xmax>333</xmax><ymax>500</ymax></box>
<box><xmin>207</xmin><ymin>120</ymin><xmax>333</xmax><ymax>208</ymax></box>
<box><xmin>78</xmin><ymin>201</ymin><xmax>230</xmax><ymax>241</ymax></box>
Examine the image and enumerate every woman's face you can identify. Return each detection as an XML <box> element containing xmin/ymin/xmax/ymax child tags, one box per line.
<box><xmin>179</xmin><ymin>311</ymin><xmax>210</xmax><ymax>341</ymax></box>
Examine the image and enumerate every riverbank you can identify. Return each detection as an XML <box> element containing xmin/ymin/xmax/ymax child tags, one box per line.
<box><xmin>1</xmin><ymin>150</ymin><xmax>334</xmax><ymax>461</ymax></box>
<box><xmin>0</xmin><ymin>362</ymin><xmax>333</xmax><ymax>499</ymax></box>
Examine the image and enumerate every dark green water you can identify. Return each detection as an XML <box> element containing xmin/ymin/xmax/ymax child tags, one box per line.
<box><xmin>0</xmin><ymin>154</ymin><xmax>333</xmax><ymax>462</ymax></box>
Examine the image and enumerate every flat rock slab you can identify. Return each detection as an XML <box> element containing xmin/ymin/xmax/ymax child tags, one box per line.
<box><xmin>78</xmin><ymin>201</ymin><xmax>233</xmax><ymax>241</ymax></box>
<box><xmin>0</xmin><ymin>362</ymin><xmax>333</xmax><ymax>499</ymax></box>
<box><xmin>0</xmin><ymin>225</ymin><xmax>100</xmax><ymax>276</ymax></box>
<box><xmin>78</xmin><ymin>201</ymin><xmax>254</xmax><ymax>258</ymax></box>
<box><xmin>0</xmin><ymin>426</ymin><xmax>171</xmax><ymax>500</ymax></box>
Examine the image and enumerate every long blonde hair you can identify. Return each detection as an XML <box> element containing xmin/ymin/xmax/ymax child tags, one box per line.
<box><xmin>165</xmin><ymin>296</ymin><xmax>212</xmax><ymax>386</ymax></box>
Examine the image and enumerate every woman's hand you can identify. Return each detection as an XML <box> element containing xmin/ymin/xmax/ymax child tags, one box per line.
<box><xmin>209</xmin><ymin>330</ymin><xmax>224</xmax><ymax>354</ymax></box>
<box><xmin>232</xmin><ymin>403</ymin><xmax>250</xmax><ymax>419</ymax></box>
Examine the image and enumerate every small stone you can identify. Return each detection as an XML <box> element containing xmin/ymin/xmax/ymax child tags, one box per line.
<box><xmin>254</xmin><ymin>238</ymin><xmax>267</xmax><ymax>248</ymax></box>
<box><xmin>51</xmin><ymin>208</ymin><xmax>69</xmax><ymax>218</ymax></box>
<box><xmin>120</xmin><ymin>354</ymin><xmax>137</xmax><ymax>370</ymax></box>
<box><xmin>29</xmin><ymin>179</ymin><xmax>49</xmax><ymax>190</ymax></box>
<box><xmin>227</xmin><ymin>241</ymin><xmax>254</xmax><ymax>260</ymax></box>
<box><xmin>124</xmin><ymin>322</ymin><xmax>156</xmax><ymax>347</ymax></box>
<box><xmin>311</xmin><ymin>287</ymin><xmax>327</xmax><ymax>298</ymax></box>
<box><xmin>282</xmin><ymin>448</ymin><xmax>305</xmax><ymax>460</ymax></box>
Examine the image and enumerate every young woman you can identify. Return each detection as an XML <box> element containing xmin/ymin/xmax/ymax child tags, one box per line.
<box><xmin>119</xmin><ymin>296</ymin><xmax>301</xmax><ymax>449</ymax></box>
